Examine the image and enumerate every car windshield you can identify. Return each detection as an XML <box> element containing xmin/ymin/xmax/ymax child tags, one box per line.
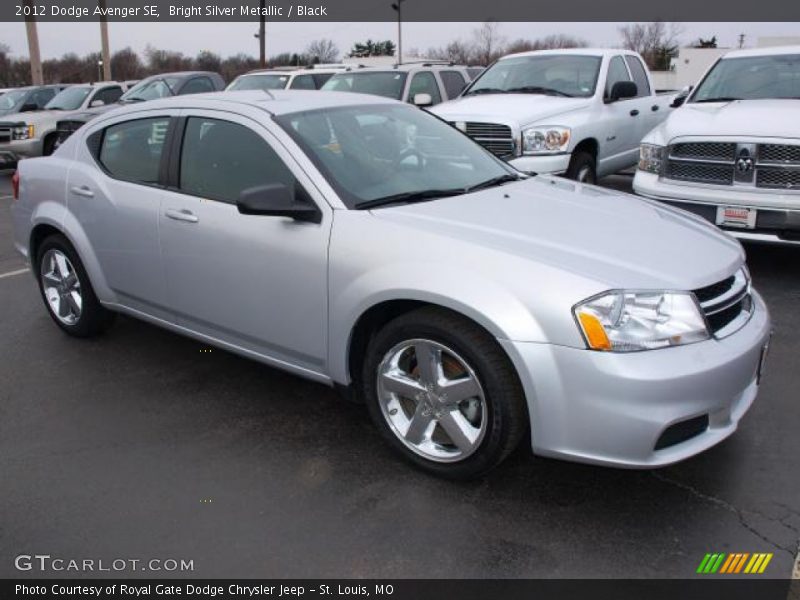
<box><xmin>121</xmin><ymin>77</ymin><xmax>180</xmax><ymax>101</ymax></box>
<box><xmin>321</xmin><ymin>72</ymin><xmax>408</xmax><ymax>100</ymax></box>
<box><xmin>0</xmin><ymin>89</ymin><xmax>27</xmax><ymax>110</ymax></box>
<box><xmin>691</xmin><ymin>54</ymin><xmax>800</xmax><ymax>102</ymax></box>
<box><xmin>275</xmin><ymin>104</ymin><xmax>517</xmax><ymax>209</ymax></box>
<box><xmin>227</xmin><ymin>74</ymin><xmax>291</xmax><ymax>91</ymax></box>
<box><xmin>466</xmin><ymin>55</ymin><xmax>602</xmax><ymax>98</ymax></box>
<box><xmin>45</xmin><ymin>87</ymin><xmax>92</xmax><ymax>110</ymax></box>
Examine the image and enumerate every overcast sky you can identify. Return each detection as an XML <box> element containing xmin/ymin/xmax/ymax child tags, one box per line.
<box><xmin>1</xmin><ymin>21</ymin><xmax>799</xmax><ymax>60</ymax></box>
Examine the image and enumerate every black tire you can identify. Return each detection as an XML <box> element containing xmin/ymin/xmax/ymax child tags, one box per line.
<box><xmin>361</xmin><ymin>306</ymin><xmax>528</xmax><ymax>479</ymax></box>
<box><xmin>566</xmin><ymin>150</ymin><xmax>597</xmax><ymax>184</ymax></box>
<box><xmin>42</xmin><ymin>134</ymin><xmax>58</xmax><ymax>157</ymax></box>
<box><xmin>35</xmin><ymin>233</ymin><xmax>115</xmax><ymax>337</ymax></box>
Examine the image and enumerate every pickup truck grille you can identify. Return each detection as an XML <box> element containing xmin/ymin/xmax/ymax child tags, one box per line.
<box><xmin>692</xmin><ymin>268</ymin><xmax>752</xmax><ymax>338</ymax></box>
<box><xmin>664</xmin><ymin>141</ymin><xmax>800</xmax><ymax>190</ymax></box>
<box><xmin>0</xmin><ymin>127</ymin><xmax>11</xmax><ymax>144</ymax></box>
<box><xmin>453</xmin><ymin>122</ymin><xmax>515</xmax><ymax>158</ymax></box>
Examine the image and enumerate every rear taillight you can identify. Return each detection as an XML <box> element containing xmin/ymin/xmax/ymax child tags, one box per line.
<box><xmin>11</xmin><ymin>170</ymin><xmax>20</xmax><ymax>201</ymax></box>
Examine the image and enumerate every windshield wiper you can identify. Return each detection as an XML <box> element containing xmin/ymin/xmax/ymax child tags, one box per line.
<box><xmin>121</xmin><ymin>97</ymin><xmax>146</xmax><ymax>103</ymax></box>
<box><xmin>464</xmin><ymin>87</ymin><xmax>508</xmax><ymax>96</ymax></box>
<box><xmin>355</xmin><ymin>188</ymin><xmax>465</xmax><ymax>210</ymax></box>
<box><xmin>506</xmin><ymin>86</ymin><xmax>573</xmax><ymax>97</ymax></box>
<box><xmin>464</xmin><ymin>173</ymin><xmax>523</xmax><ymax>193</ymax></box>
<box><xmin>693</xmin><ymin>97</ymin><xmax>741</xmax><ymax>103</ymax></box>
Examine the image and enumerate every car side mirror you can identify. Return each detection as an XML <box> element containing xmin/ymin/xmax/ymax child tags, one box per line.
<box><xmin>89</xmin><ymin>99</ymin><xmax>105</xmax><ymax>108</ymax></box>
<box><xmin>606</xmin><ymin>81</ymin><xmax>638</xmax><ymax>103</ymax></box>
<box><xmin>670</xmin><ymin>85</ymin><xmax>693</xmax><ymax>108</ymax></box>
<box><xmin>20</xmin><ymin>103</ymin><xmax>39</xmax><ymax>112</ymax></box>
<box><xmin>412</xmin><ymin>93</ymin><xmax>433</xmax><ymax>107</ymax></box>
<box><xmin>236</xmin><ymin>183</ymin><xmax>322</xmax><ymax>224</ymax></box>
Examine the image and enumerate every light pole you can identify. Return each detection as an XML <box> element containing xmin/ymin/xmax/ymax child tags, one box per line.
<box><xmin>391</xmin><ymin>0</ymin><xmax>405</xmax><ymax>64</ymax></box>
<box><xmin>97</xmin><ymin>60</ymin><xmax>103</xmax><ymax>82</ymax></box>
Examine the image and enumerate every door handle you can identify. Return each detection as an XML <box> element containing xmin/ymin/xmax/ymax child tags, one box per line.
<box><xmin>165</xmin><ymin>208</ymin><xmax>199</xmax><ymax>223</ymax></box>
<box><xmin>651</xmin><ymin>105</ymin><xmax>660</xmax><ymax>112</ymax></box>
<box><xmin>69</xmin><ymin>185</ymin><xmax>94</xmax><ymax>198</ymax></box>
<box><xmin>629</xmin><ymin>109</ymin><xmax>640</xmax><ymax>117</ymax></box>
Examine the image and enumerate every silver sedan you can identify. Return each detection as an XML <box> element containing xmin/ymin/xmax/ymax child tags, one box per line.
<box><xmin>11</xmin><ymin>91</ymin><xmax>771</xmax><ymax>478</ymax></box>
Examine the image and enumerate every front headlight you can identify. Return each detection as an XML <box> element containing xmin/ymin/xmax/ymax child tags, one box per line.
<box><xmin>12</xmin><ymin>124</ymin><xmax>34</xmax><ymax>140</ymax></box>
<box><xmin>574</xmin><ymin>291</ymin><xmax>709</xmax><ymax>352</ymax></box>
<box><xmin>521</xmin><ymin>126</ymin><xmax>570</xmax><ymax>155</ymax></box>
<box><xmin>638</xmin><ymin>143</ymin><xmax>664</xmax><ymax>174</ymax></box>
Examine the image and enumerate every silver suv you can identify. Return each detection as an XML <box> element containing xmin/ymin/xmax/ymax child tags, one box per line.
<box><xmin>11</xmin><ymin>91</ymin><xmax>771</xmax><ymax>478</ymax></box>
<box><xmin>321</xmin><ymin>62</ymin><xmax>482</xmax><ymax>106</ymax></box>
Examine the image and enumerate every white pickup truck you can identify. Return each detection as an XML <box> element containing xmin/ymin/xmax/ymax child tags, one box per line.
<box><xmin>430</xmin><ymin>48</ymin><xmax>674</xmax><ymax>183</ymax></box>
<box><xmin>634</xmin><ymin>46</ymin><xmax>800</xmax><ymax>245</ymax></box>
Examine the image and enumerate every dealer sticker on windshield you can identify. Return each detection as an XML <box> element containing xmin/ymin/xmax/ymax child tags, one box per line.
<box><xmin>716</xmin><ymin>206</ymin><xmax>757</xmax><ymax>229</ymax></box>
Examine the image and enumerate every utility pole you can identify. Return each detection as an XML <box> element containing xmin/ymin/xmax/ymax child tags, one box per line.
<box><xmin>24</xmin><ymin>0</ymin><xmax>43</xmax><ymax>85</ymax></box>
<box><xmin>98</xmin><ymin>0</ymin><xmax>112</xmax><ymax>80</ymax></box>
<box><xmin>738</xmin><ymin>33</ymin><xmax>745</xmax><ymax>49</ymax></box>
<box><xmin>391</xmin><ymin>0</ymin><xmax>405</xmax><ymax>64</ymax></box>
<box><xmin>258</xmin><ymin>0</ymin><xmax>266</xmax><ymax>67</ymax></box>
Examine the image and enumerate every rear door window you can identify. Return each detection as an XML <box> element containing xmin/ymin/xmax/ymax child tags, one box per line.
<box><xmin>624</xmin><ymin>56</ymin><xmax>651</xmax><ymax>97</ymax></box>
<box><xmin>439</xmin><ymin>71</ymin><xmax>467</xmax><ymax>98</ymax></box>
<box><xmin>99</xmin><ymin>117</ymin><xmax>170</xmax><ymax>184</ymax></box>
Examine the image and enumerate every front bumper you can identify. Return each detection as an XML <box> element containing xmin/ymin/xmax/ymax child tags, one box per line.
<box><xmin>509</xmin><ymin>152</ymin><xmax>571</xmax><ymax>175</ymax></box>
<box><xmin>501</xmin><ymin>290</ymin><xmax>771</xmax><ymax>468</ymax></box>
<box><xmin>0</xmin><ymin>138</ymin><xmax>43</xmax><ymax>167</ymax></box>
<box><xmin>634</xmin><ymin>171</ymin><xmax>800</xmax><ymax>245</ymax></box>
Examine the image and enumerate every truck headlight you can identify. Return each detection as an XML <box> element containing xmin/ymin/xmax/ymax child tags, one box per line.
<box><xmin>574</xmin><ymin>291</ymin><xmax>709</xmax><ymax>352</ymax></box>
<box><xmin>638</xmin><ymin>143</ymin><xmax>664</xmax><ymax>174</ymax></box>
<box><xmin>12</xmin><ymin>124</ymin><xmax>34</xmax><ymax>140</ymax></box>
<box><xmin>521</xmin><ymin>126</ymin><xmax>570</xmax><ymax>155</ymax></box>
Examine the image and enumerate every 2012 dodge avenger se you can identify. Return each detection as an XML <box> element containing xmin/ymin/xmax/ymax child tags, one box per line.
<box><xmin>10</xmin><ymin>90</ymin><xmax>771</xmax><ymax>478</ymax></box>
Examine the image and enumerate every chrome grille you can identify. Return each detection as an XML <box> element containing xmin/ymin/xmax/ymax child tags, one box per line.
<box><xmin>756</xmin><ymin>168</ymin><xmax>800</xmax><ymax>189</ymax></box>
<box><xmin>663</xmin><ymin>141</ymin><xmax>800</xmax><ymax>190</ymax></box>
<box><xmin>671</xmin><ymin>142</ymin><xmax>735</xmax><ymax>161</ymax></box>
<box><xmin>665</xmin><ymin>161</ymin><xmax>733</xmax><ymax>185</ymax></box>
<box><xmin>454</xmin><ymin>121</ymin><xmax>515</xmax><ymax>157</ymax></box>
<box><xmin>692</xmin><ymin>268</ymin><xmax>752</xmax><ymax>338</ymax></box>
<box><xmin>760</xmin><ymin>144</ymin><xmax>800</xmax><ymax>164</ymax></box>
<box><xmin>0</xmin><ymin>127</ymin><xmax>12</xmax><ymax>143</ymax></box>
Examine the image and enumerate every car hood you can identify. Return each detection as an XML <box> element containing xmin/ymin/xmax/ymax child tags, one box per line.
<box><xmin>653</xmin><ymin>99</ymin><xmax>800</xmax><ymax>143</ymax></box>
<box><xmin>430</xmin><ymin>94</ymin><xmax>592</xmax><ymax>127</ymax></box>
<box><xmin>371</xmin><ymin>176</ymin><xmax>743</xmax><ymax>290</ymax></box>
<box><xmin>11</xmin><ymin>109</ymin><xmax>62</xmax><ymax>125</ymax></box>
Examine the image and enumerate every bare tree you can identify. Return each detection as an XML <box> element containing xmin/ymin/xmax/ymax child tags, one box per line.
<box><xmin>619</xmin><ymin>22</ymin><xmax>684</xmax><ymax>70</ymax></box>
<box><xmin>472</xmin><ymin>21</ymin><xmax>506</xmax><ymax>65</ymax></box>
<box><xmin>306</xmin><ymin>39</ymin><xmax>339</xmax><ymax>63</ymax></box>
<box><xmin>195</xmin><ymin>50</ymin><xmax>222</xmax><ymax>73</ymax></box>
<box><xmin>110</xmin><ymin>47</ymin><xmax>144</xmax><ymax>80</ymax></box>
<box><xmin>506</xmin><ymin>34</ymin><xmax>588</xmax><ymax>54</ymax></box>
<box><xmin>426</xmin><ymin>39</ymin><xmax>476</xmax><ymax>64</ymax></box>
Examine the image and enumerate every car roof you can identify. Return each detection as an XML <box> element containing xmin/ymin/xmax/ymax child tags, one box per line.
<box><xmin>337</xmin><ymin>63</ymin><xmax>471</xmax><ymax>73</ymax></box>
<box><xmin>501</xmin><ymin>48</ymin><xmax>637</xmax><ymax>60</ymax></box>
<box><xmin>238</xmin><ymin>68</ymin><xmax>345</xmax><ymax>77</ymax></box>
<box><xmin>140</xmin><ymin>71</ymin><xmax>220</xmax><ymax>81</ymax></box>
<box><xmin>104</xmin><ymin>90</ymin><xmax>397</xmax><ymax>117</ymax></box>
<box><xmin>721</xmin><ymin>45</ymin><xmax>800</xmax><ymax>59</ymax></box>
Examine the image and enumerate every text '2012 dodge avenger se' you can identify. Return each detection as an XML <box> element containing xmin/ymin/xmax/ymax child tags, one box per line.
<box><xmin>11</xmin><ymin>90</ymin><xmax>771</xmax><ymax>478</ymax></box>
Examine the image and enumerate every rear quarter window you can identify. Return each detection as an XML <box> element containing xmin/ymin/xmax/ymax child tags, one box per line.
<box><xmin>98</xmin><ymin>117</ymin><xmax>170</xmax><ymax>184</ymax></box>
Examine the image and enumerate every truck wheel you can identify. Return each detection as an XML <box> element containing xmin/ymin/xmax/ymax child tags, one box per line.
<box><xmin>566</xmin><ymin>151</ymin><xmax>597</xmax><ymax>184</ymax></box>
<box><xmin>361</xmin><ymin>307</ymin><xmax>528</xmax><ymax>479</ymax></box>
<box><xmin>36</xmin><ymin>234</ymin><xmax>115</xmax><ymax>337</ymax></box>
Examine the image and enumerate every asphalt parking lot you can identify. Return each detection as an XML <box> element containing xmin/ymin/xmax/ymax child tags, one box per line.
<box><xmin>1</xmin><ymin>170</ymin><xmax>798</xmax><ymax>579</ymax></box>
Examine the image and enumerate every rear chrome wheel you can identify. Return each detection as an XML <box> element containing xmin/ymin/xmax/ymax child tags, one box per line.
<box><xmin>377</xmin><ymin>339</ymin><xmax>487</xmax><ymax>463</ymax></box>
<box><xmin>40</xmin><ymin>249</ymin><xmax>82</xmax><ymax>326</ymax></box>
<box><xmin>35</xmin><ymin>233</ymin><xmax>115</xmax><ymax>337</ymax></box>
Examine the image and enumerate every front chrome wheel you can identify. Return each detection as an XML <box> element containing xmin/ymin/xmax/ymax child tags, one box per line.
<box><xmin>40</xmin><ymin>249</ymin><xmax>82</xmax><ymax>325</ymax></box>
<box><xmin>377</xmin><ymin>339</ymin><xmax>487</xmax><ymax>463</ymax></box>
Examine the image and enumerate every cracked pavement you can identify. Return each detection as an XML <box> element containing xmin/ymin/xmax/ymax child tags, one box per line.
<box><xmin>1</xmin><ymin>172</ymin><xmax>798</xmax><ymax>579</ymax></box>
